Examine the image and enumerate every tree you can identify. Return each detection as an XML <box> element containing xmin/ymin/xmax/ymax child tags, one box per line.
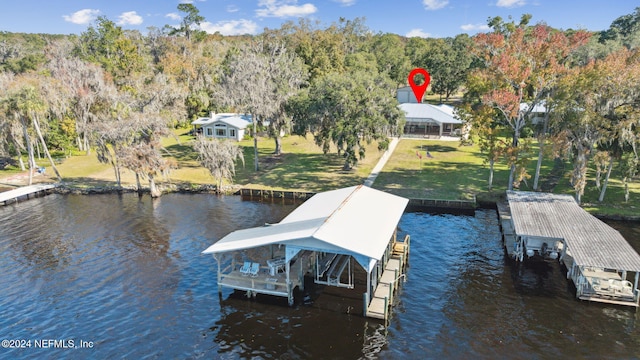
<box><xmin>90</xmin><ymin>99</ymin><xmax>128</xmax><ymax>187</ymax></box>
<box><xmin>0</xmin><ymin>72</ymin><xmax>27</xmax><ymax>170</ymax></box>
<box><xmin>47</xmin><ymin>43</ymin><xmax>113</xmax><ymax>153</ymax></box>
<box><xmin>90</xmin><ymin>71</ymin><xmax>185</xmax><ymax>196</ymax></box>
<box><xmin>421</xmin><ymin>35</ymin><xmax>473</xmax><ymax>102</ymax></box>
<box><xmin>127</xmin><ymin>72</ymin><xmax>185</xmax><ymax>196</ymax></box>
<box><xmin>553</xmin><ymin>48</ymin><xmax>640</xmax><ymax>203</ymax></box>
<box><xmin>264</xmin><ymin>41</ymin><xmax>309</xmax><ymax>155</ymax></box>
<box><xmin>457</xmin><ymin>103</ymin><xmax>505</xmax><ymax>190</ymax></box>
<box><xmin>169</xmin><ymin>3</ymin><xmax>206</xmax><ymax>43</ymax></box>
<box><xmin>215</xmin><ymin>40</ymin><xmax>307</xmax><ymax>169</ymax></box>
<box><xmin>272</xmin><ymin>19</ymin><xmax>349</xmax><ymax>81</ymax></box>
<box><xmin>368</xmin><ymin>33</ymin><xmax>411</xmax><ymax>87</ymax></box>
<box><xmin>294</xmin><ymin>70</ymin><xmax>404</xmax><ymax>170</ymax></box>
<box><xmin>600</xmin><ymin>7</ymin><xmax>640</xmax><ymax>49</ymax></box>
<box><xmin>193</xmin><ymin>136</ymin><xmax>244</xmax><ymax>193</ymax></box>
<box><xmin>118</xmin><ymin>140</ymin><xmax>171</xmax><ymax>197</ymax></box>
<box><xmin>620</xmin><ymin>153</ymin><xmax>639</xmax><ymax>202</ymax></box>
<box><xmin>471</xmin><ymin>17</ymin><xmax>590</xmax><ymax>190</ymax></box>
<box><xmin>405</xmin><ymin>37</ymin><xmax>431</xmax><ymax>68</ymax></box>
<box><xmin>75</xmin><ymin>17</ymin><xmax>146</xmax><ymax>87</ymax></box>
<box><xmin>4</xmin><ymin>74</ymin><xmax>62</xmax><ymax>183</ymax></box>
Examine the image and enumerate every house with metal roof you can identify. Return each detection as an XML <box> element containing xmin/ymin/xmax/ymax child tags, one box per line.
<box><xmin>202</xmin><ymin>185</ymin><xmax>410</xmax><ymax>319</ymax></box>
<box><xmin>191</xmin><ymin>113</ymin><xmax>251</xmax><ymax>141</ymax></box>
<box><xmin>399</xmin><ymin>103</ymin><xmax>464</xmax><ymax>137</ymax></box>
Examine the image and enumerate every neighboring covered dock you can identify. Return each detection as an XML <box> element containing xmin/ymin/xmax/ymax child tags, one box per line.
<box><xmin>504</xmin><ymin>191</ymin><xmax>640</xmax><ymax>307</ymax></box>
<box><xmin>202</xmin><ymin>185</ymin><xmax>410</xmax><ymax>319</ymax></box>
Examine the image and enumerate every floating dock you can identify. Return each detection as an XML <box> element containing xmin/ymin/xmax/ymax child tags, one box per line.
<box><xmin>0</xmin><ymin>184</ymin><xmax>57</xmax><ymax>206</ymax></box>
<box><xmin>502</xmin><ymin>191</ymin><xmax>640</xmax><ymax>308</ymax></box>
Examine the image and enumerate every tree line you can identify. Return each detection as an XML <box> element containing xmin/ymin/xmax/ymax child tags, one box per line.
<box><xmin>0</xmin><ymin>4</ymin><xmax>639</xmax><ymax>201</ymax></box>
<box><xmin>462</xmin><ymin>10</ymin><xmax>640</xmax><ymax>203</ymax></box>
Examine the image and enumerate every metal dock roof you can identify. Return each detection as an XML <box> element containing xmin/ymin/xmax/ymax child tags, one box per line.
<box><xmin>507</xmin><ymin>191</ymin><xmax>640</xmax><ymax>272</ymax></box>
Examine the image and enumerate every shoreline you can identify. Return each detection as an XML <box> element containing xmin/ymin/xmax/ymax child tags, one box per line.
<box><xmin>3</xmin><ymin>180</ymin><xmax>637</xmax><ymax>222</ymax></box>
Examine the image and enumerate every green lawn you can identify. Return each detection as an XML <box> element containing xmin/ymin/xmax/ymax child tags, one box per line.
<box><xmin>549</xmin><ymin>164</ymin><xmax>640</xmax><ymax>217</ymax></box>
<box><xmin>152</xmin><ymin>129</ymin><xmax>384</xmax><ymax>192</ymax></box>
<box><xmin>233</xmin><ymin>134</ymin><xmax>382</xmax><ymax>192</ymax></box>
<box><xmin>373</xmin><ymin>139</ymin><xmax>510</xmax><ymax>200</ymax></box>
<box><xmin>2</xmin><ymin>129</ymin><xmax>638</xmax><ymax>217</ymax></box>
<box><xmin>372</xmin><ymin>137</ymin><xmax>639</xmax><ymax>217</ymax></box>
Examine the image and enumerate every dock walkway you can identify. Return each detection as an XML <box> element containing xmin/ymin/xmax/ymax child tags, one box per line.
<box><xmin>0</xmin><ymin>184</ymin><xmax>57</xmax><ymax>206</ymax></box>
<box><xmin>366</xmin><ymin>235</ymin><xmax>410</xmax><ymax>320</ymax></box>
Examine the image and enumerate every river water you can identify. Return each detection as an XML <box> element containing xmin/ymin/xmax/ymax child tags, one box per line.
<box><xmin>0</xmin><ymin>193</ymin><xmax>639</xmax><ymax>359</ymax></box>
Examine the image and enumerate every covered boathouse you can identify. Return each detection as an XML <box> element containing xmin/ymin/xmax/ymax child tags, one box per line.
<box><xmin>504</xmin><ymin>191</ymin><xmax>640</xmax><ymax>307</ymax></box>
<box><xmin>202</xmin><ymin>185</ymin><xmax>410</xmax><ymax>320</ymax></box>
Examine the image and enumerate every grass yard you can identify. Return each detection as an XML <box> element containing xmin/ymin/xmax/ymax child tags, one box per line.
<box><xmin>233</xmin><ymin>134</ymin><xmax>383</xmax><ymax>192</ymax></box>
<box><xmin>372</xmin><ymin>137</ymin><xmax>639</xmax><ymax>217</ymax></box>
<box><xmin>373</xmin><ymin>138</ymin><xmax>510</xmax><ymax>200</ymax></box>
<box><xmin>5</xmin><ymin>129</ymin><xmax>385</xmax><ymax>193</ymax></box>
<box><xmin>550</xmin><ymin>165</ymin><xmax>640</xmax><ymax>217</ymax></box>
<box><xmin>163</xmin><ymin>129</ymin><xmax>384</xmax><ymax>191</ymax></box>
<box><xmin>1</xmin><ymin>128</ymin><xmax>638</xmax><ymax>217</ymax></box>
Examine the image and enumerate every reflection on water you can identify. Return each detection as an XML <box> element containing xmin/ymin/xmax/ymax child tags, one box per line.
<box><xmin>0</xmin><ymin>194</ymin><xmax>639</xmax><ymax>359</ymax></box>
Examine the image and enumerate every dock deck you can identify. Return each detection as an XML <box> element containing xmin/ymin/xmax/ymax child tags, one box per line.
<box><xmin>0</xmin><ymin>184</ymin><xmax>57</xmax><ymax>205</ymax></box>
<box><xmin>366</xmin><ymin>236</ymin><xmax>409</xmax><ymax>320</ymax></box>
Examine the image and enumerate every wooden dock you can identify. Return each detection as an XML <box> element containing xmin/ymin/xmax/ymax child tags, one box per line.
<box><xmin>0</xmin><ymin>184</ymin><xmax>57</xmax><ymax>205</ymax></box>
<box><xmin>366</xmin><ymin>235</ymin><xmax>410</xmax><ymax>320</ymax></box>
<box><xmin>505</xmin><ymin>191</ymin><xmax>640</xmax><ymax>308</ymax></box>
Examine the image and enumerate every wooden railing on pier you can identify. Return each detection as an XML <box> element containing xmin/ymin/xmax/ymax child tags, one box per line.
<box><xmin>365</xmin><ymin>234</ymin><xmax>410</xmax><ymax>321</ymax></box>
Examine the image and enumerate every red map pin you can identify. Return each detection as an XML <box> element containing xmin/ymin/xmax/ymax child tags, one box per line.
<box><xmin>408</xmin><ymin>68</ymin><xmax>430</xmax><ymax>103</ymax></box>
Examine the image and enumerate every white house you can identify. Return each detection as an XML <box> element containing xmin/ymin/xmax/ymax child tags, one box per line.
<box><xmin>520</xmin><ymin>101</ymin><xmax>548</xmax><ymax>125</ymax></box>
<box><xmin>191</xmin><ymin>113</ymin><xmax>251</xmax><ymax>141</ymax></box>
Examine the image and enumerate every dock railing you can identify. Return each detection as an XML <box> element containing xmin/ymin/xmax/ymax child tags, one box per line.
<box><xmin>364</xmin><ymin>234</ymin><xmax>411</xmax><ymax>321</ymax></box>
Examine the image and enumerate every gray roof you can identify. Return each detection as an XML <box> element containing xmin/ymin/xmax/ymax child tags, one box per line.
<box><xmin>399</xmin><ymin>103</ymin><xmax>463</xmax><ymax>124</ymax></box>
<box><xmin>216</xmin><ymin>115</ymin><xmax>251</xmax><ymax>129</ymax></box>
<box><xmin>192</xmin><ymin>113</ymin><xmax>251</xmax><ymax>129</ymax></box>
<box><xmin>507</xmin><ymin>191</ymin><xmax>640</xmax><ymax>271</ymax></box>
